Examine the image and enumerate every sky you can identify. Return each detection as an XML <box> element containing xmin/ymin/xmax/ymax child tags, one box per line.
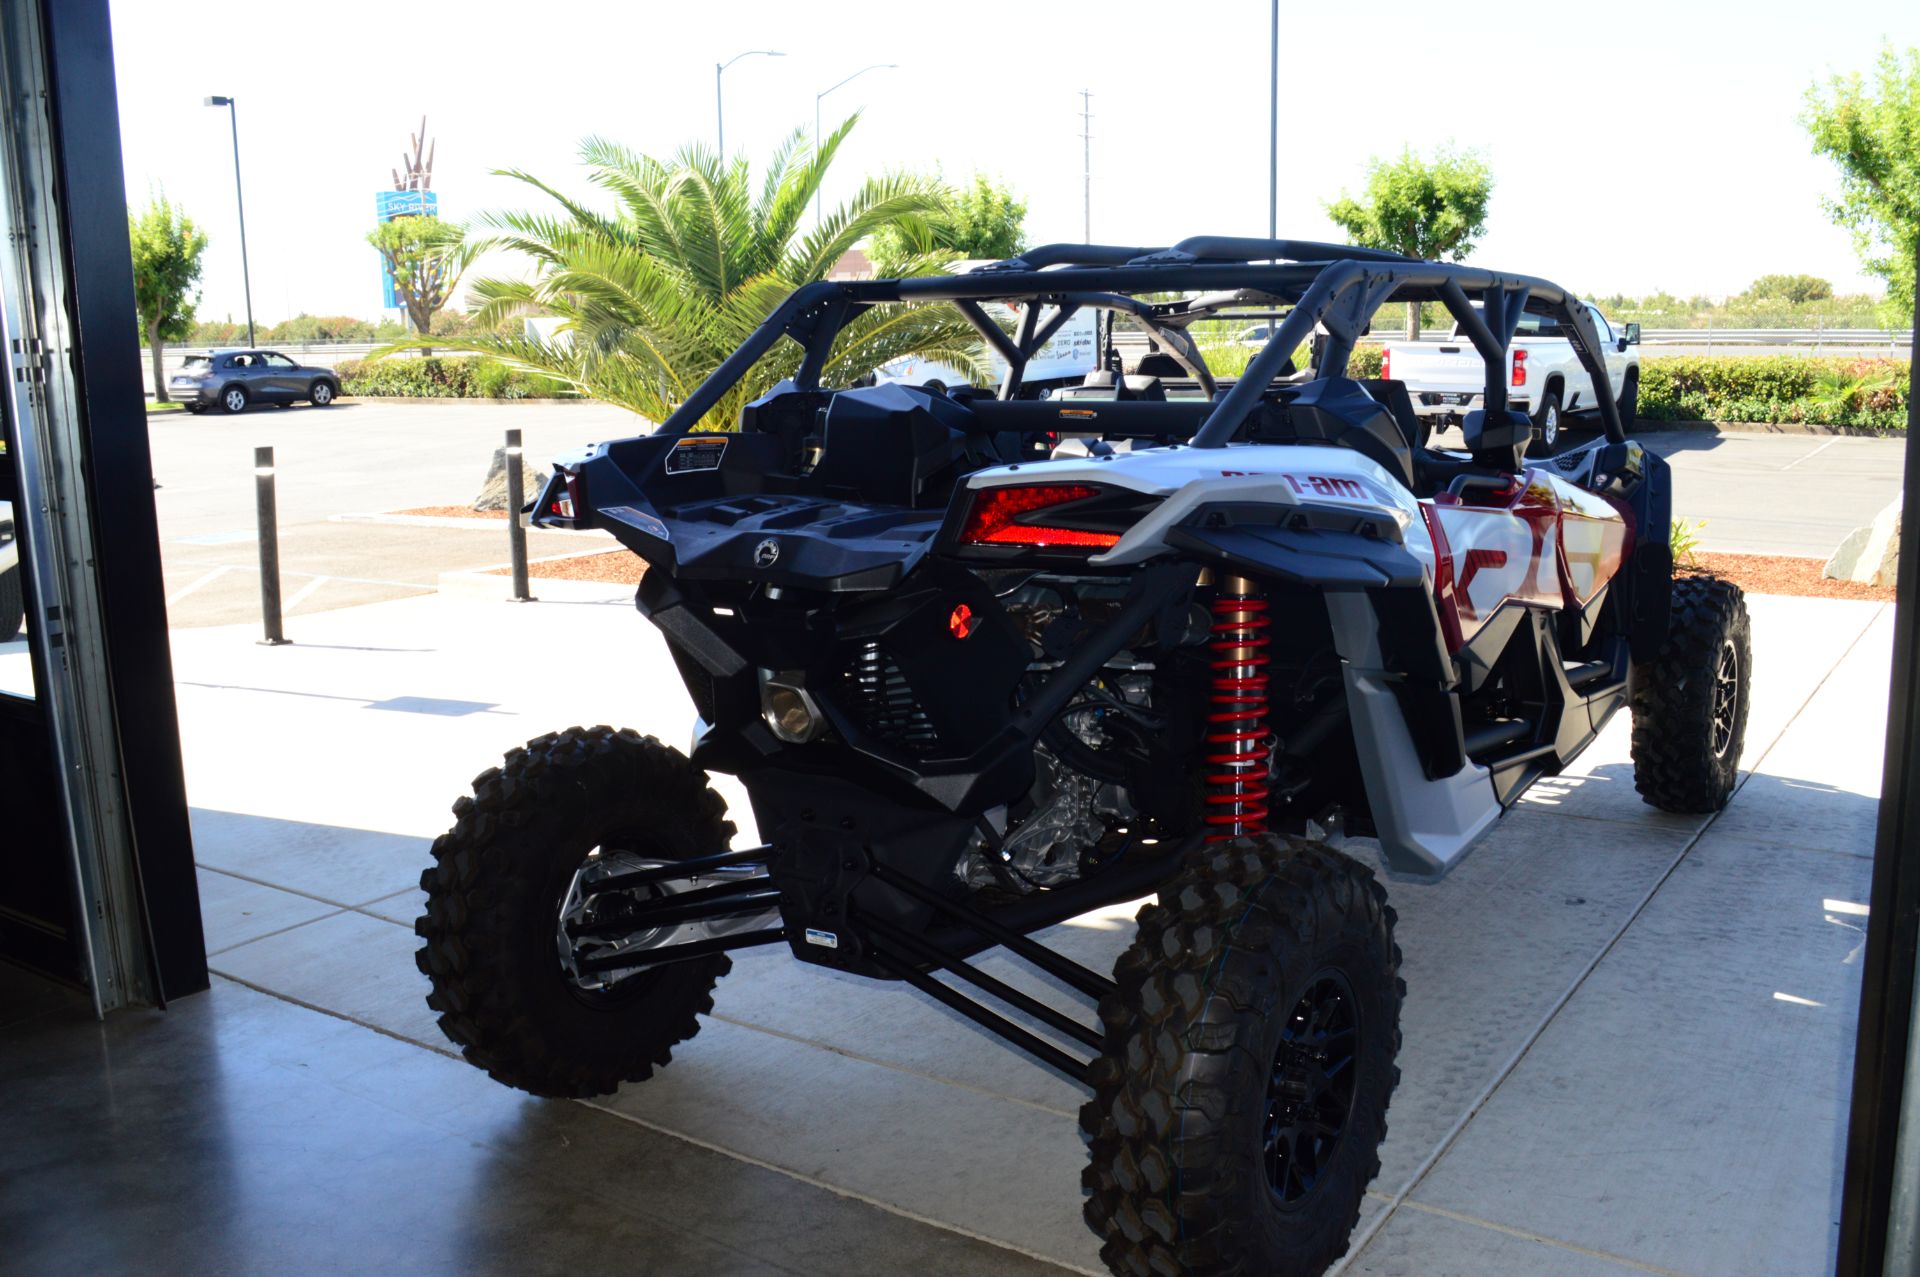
<box><xmin>108</xmin><ymin>0</ymin><xmax>1918</xmax><ymax>327</ymax></box>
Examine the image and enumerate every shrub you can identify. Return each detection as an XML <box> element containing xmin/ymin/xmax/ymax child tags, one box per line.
<box><xmin>334</xmin><ymin>356</ymin><xmax>575</xmax><ymax>400</ymax></box>
<box><xmin>1637</xmin><ymin>355</ymin><xmax>1908</xmax><ymax>429</ymax></box>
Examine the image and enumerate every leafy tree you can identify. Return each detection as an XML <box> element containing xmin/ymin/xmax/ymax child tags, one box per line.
<box><xmin>1804</xmin><ymin>46</ymin><xmax>1920</xmax><ymax>315</ymax></box>
<box><xmin>868</xmin><ymin>172</ymin><xmax>1029</xmax><ymax>268</ymax></box>
<box><xmin>396</xmin><ymin>115</ymin><xmax>981</xmax><ymax>427</ymax></box>
<box><xmin>1744</xmin><ymin>273</ymin><xmax>1834</xmax><ymax>304</ymax></box>
<box><xmin>128</xmin><ymin>194</ymin><xmax>208</xmax><ymax>402</ymax></box>
<box><xmin>1325</xmin><ymin>146</ymin><xmax>1493</xmax><ymax>340</ymax></box>
<box><xmin>264</xmin><ymin>314</ymin><xmax>376</xmax><ymax>344</ymax></box>
<box><xmin>367</xmin><ymin>215</ymin><xmax>477</xmax><ymax>354</ymax></box>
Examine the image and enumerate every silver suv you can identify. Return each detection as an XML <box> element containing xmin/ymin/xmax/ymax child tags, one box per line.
<box><xmin>170</xmin><ymin>349</ymin><xmax>342</xmax><ymax>414</ymax></box>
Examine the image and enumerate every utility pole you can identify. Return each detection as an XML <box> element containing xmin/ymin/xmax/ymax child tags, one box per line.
<box><xmin>1269</xmin><ymin>0</ymin><xmax>1278</xmax><ymax>241</ymax></box>
<box><xmin>1079</xmin><ymin>90</ymin><xmax>1094</xmax><ymax>242</ymax></box>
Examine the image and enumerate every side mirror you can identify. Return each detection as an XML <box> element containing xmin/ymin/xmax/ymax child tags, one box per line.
<box><xmin>1623</xmin><ymin>322</ymin><xmax>1642</xmax><ymax>345</ymax></box>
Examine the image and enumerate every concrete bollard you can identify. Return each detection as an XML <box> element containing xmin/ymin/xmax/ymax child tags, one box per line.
<box><xmin>505</xmin><ymin>429</ymin><xmax>535</xmax><ymax>603</ymax></box>
<box><xmin>254</xmin><ymin>445</ymin><xmax>289</xmax><ymax>645</ymax></box>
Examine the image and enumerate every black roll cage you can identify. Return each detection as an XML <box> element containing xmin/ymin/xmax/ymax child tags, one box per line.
<box><xmin>655</xmin><ymin>235</ymin><xmax>1629</xmax><ymax>449</ymax></box>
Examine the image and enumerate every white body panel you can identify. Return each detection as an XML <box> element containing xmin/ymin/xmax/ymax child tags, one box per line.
<box><xmin>966</xmin><ymin>443</ymin><xmax>1437</xmax><ymax>572</ymax></box>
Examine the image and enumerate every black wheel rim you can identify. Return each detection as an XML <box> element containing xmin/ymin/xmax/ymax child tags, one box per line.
<box><xmin>1711</xmin><ymin>638</ymin><xmax>1739</xmax><ymax>758</ymax></box>
<box><xmin>1264</xmin><ymin>969</ymin><xmax>1361</xmax><ymax>1207</ymax></box>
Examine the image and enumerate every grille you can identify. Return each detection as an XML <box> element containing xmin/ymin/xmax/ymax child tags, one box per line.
<box><xmin>840</xmin><ymin>641</ymin><xmax>940</xmax><ymax>755</ymax></box>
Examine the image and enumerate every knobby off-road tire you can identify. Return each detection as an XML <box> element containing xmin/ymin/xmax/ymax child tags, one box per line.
<box><xmin>1631</xmin><ymin>574</ymin><xmax>1752</xmax><ymax>813</ymax></box>
<box><xmin>1081</xmin><ymin>837</ymin><xmax>1403</xmax><ymax>1277</ymax></box>
<box><xmin>415</xmin><ymin>726</ymin><xmax>736</xmax><ymax>1098</ymax></box>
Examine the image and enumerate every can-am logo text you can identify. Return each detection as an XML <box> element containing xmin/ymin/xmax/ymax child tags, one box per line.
<box><xmin>753</xmin><ymin>538</ymin><xmax>781</xmax><ymax>567</ymax></box>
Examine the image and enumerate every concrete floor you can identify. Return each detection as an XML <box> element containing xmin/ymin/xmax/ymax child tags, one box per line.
<box><xmin>0</xmin><ymin>580</ymin><xmax>1889</xmax><ymax>1275</ymax></box>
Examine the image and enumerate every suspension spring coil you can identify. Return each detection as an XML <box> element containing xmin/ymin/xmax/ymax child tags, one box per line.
<box><xmin>1204</xmin><ymin>577</ymin><xmax>1272</xmax><ymax>841</ymax></box>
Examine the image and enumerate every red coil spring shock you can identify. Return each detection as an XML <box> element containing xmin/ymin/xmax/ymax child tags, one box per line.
<box><xmin>1204</xmin><ymin>577</ymin><xmax>1272</xmax><ymax>841</ymax></box>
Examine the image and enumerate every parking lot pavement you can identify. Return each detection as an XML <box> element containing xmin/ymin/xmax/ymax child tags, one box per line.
<box><xmin>153</xmin><ymin>578</ymin><xmax>1887</xmax><ymax>1276</ymax></box>
<box><xmin>1644</xmin><ymin>432</ymin><xmax>1906</xmax><ymax>556</ymax></box>
<box><xmin>151</xmin><ymin>407</ymin><xmax>1904</xmax><ymax>626</ymax></box>
<box><xmin>150</xmin><ymin>399</ymin><xmax>639</xmax><ymax>626</ymax></box>
<box><xmin>1419</xmin><ymin>424</ymin><xmax>1905</xmax><ymax>558</ymax></box>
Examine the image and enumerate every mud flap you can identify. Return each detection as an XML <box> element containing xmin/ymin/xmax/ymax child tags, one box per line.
<box><xmin>1328</xmin><ymin>593</ymin><xmax>1500</xmax><ymax>877</ymax></box>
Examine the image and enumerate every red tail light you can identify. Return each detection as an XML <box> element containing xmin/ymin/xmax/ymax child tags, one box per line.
<box><xmin>1512</xmin><ymin>348</ymin><xmax>1528</xmax><ymax>387</ymax></box>
<box><xmin>959</xmin><ymin>483</ymin><xmax>1120</xmax><ymax>548</ymax></box>
<box><xmin>1380</xmin><ymin>347</ymin><xmax>1391</xmax><ymax>379</ymax></box>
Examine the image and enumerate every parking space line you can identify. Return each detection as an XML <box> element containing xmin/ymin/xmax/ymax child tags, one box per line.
<box><xmin>164</xmin><ymin>565</ymin><xmax>235</xmax><ymax>607</ymax></box>
<box><xmin>281</xmin><ymin>575</ymin><xmax>330</xmax><ymax>612</ymax></box>
<box><xmin>1780</xmin><ymin>437</ymin><xmax>1839</xmax><ymax>470</ymax></box>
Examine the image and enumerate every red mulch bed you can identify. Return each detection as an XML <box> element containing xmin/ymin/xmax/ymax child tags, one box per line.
<box><xmin>1687</xmin><ymin>552</ymin><xmax>1892</xmax><ymax>601</ymax></box>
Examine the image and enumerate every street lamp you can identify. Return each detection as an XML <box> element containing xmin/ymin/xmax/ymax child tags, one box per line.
<box><xmin>204</xmin><ymin>95</ymin><xmax>256</xmax><ymax>347</ymax></box>
<box><xmin>1268</xmin><ymin>0</ymin><xmax>1278</xmax><ymax>242</ymax></box>
<box><xmin>815</xmin><ymin>64</ymin><xmax>896</xmax><ymax>223</ymax></box>
<box><xmin>716</xmin><ymin>49</ymin><xmax>784</xmax><ymax>159</ymax></box>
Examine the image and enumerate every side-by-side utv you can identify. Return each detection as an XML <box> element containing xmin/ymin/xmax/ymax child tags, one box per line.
<box><xmin>413</xmin><ymin>237</ymin><xmax>1750</xmax><ymax>1277</ymax></box>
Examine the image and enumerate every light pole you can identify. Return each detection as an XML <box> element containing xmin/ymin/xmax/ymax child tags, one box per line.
<box><xmin>814</xmin><ymin>63</ymin><xmax>896</xmax><ymax>223</ymax></box>
<box><xmin>1268</xmin><ymin>0</ymin><xmax>1278</xmax><ymax>242</ymax></box>
<box><xmin>716</xmin><ymin>49</ymin><xmax>783</xmax><ymax>159</ymax></box>
<box><xmin>204</xmin><ymin>95</ymin><xmax>256</xmax><ymax>347</ymax></box>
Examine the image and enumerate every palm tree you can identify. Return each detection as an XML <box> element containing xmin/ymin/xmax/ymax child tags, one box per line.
<box><xmin>392</xmin><ymin>116</ymin><xmax>982</xmax><ymax>428</ymax></box>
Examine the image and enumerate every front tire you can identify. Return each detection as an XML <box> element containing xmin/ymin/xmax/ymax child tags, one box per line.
<box><xmin>310</xmin><ymin>380</ymin><xmax>335</xmax><ymax>407</ymax></box>
<box><xmin>219</xmin><ymin>385</ymin><xmax>248</xmax><ymax>414</ymax></box>
<box><xmin>1631</xmin><ymin>575</ymin><xmax>1751</xmax><ymax>813</ymax></box>
<box><xmin>1526</xmin><ymin>387</ymin><xmax>1562</xmax><ymax>456</ymax></box>
<box><xmin>1081</xmin><ymin>837</ymin><xmax>1402</xmax><ymax>1277</ymax></box>
<box><xmin>415</xmin><ymin>726</ymin><xmax>737</xmax><ymax>1098</ymax></box>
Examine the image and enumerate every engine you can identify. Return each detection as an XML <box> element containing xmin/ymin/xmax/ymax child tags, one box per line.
<box><xmin>954</xmin><ymin>576</ymin><xmax>1200</xmax><ymax>893</ymax></box>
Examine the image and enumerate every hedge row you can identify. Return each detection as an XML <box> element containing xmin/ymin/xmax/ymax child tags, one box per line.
<box><xmin>334</xmin><ymin>356</ymin><xmax>575</xmax><ymax>400</ymax></box>
<box><xmin>1636</xmin><ymin>356</ymin><xmax>1907</xmax><ymax>430</ymax></box>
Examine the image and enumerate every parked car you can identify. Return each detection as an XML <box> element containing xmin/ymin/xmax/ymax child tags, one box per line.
<box><xmin>0</xmin><ymin>500</ymin><xmax>21</xmax><ymax>642</ymax></box>
<box><xmin>1381</xmin><ymin>304</ymin><xmax>1640</xmax><ymax>454</ymax></box>
<box><xmin>168</xmin><ymin>349</ymin><xmax>342</xmax><ymax>414</ymax></box>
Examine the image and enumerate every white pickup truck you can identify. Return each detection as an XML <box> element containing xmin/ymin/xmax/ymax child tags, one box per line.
<box><xmin>1380</xmin><ymin>303</ymin><xmax>1641</xmax><ymax>455</ymax></box>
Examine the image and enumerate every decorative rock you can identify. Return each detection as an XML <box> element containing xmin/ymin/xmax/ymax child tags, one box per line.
<box><xmin>473</xmin><ymin>446</ymin><xmax>550</xmax><ymax>512</ymax></box>
<box><xmin>1824</xmin><ymin>494</ymin><xmax>1901</xmax><ymax>588</ymax></box>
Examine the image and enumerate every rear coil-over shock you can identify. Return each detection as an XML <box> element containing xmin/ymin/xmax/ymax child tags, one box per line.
<box><xmin>1204</xmin><ymin>574</ymin><xmax>1272</xmax><ymax>841</ymax></box>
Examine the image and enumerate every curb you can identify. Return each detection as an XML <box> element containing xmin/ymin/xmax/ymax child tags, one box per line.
<box><xmin>344</xmin><ymin>395</ymin><xmax>606</xmax><ymax>408</ymax></box>
<box><xmin>437</xmin><ymin>564</ymin><xmax>637</xmax><ymax>602</ymax></box>
<box><xmin>1634</xmin><ymin>420</ymin><xmax>1897</xmax><ymax>437</ymax></box>
<box><xmin>436</xmin><ymin>552</ymin><xmax>637</xmax><ymax>604</ymax></box>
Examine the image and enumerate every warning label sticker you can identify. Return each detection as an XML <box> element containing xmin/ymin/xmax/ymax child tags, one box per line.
<box><xmin>665</xmin><ymin>436</ymin><xmax>728</xmax><ymax>474</ymax></box>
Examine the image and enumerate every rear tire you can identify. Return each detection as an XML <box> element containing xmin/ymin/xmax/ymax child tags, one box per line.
<box><xmin>415</xmin><ymin>726</ymin><xmax>737</xmax><ymax>1098</ymax></box>
<box><xmin>1631</xmin><ymin>575</ymin><xmax>1751</xmax><ymax>813</ymax></box>
<box><xmin>1526</xmin><ymin>387</ymin><xmax>1562</xmax><ymax>456</ymax></box>
<box><xmin>1081</xmin><ymin>837</ymin><xmax>1402</xmax><ymax>1277</ymax></box>
<box><xmin>1618</xmin><ymin>369</ymin><xmax>1639</xmax><ymax>433</ymax></box>
<box><xmin>0</xmin><ymin>565</ymin><xmax>22</xmax><ymax>641</ymax></box>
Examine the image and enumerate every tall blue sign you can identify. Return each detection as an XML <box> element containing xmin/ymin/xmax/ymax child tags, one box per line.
<box><xmin>375</xmin><ymin>188</ymin><xmax>438</xmax><ymax>310</ymax></box>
